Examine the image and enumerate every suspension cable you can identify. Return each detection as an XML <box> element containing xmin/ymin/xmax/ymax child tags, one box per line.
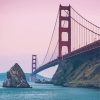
<box><xmin>49</xmin><ymin>41</ymin><xmax>58</xmax><ymax>62</ymax></box>
<box><xmin>71</xmin><ymin>17</ymin><xmax>100</xmax><ymax>36</ymax></box>
<box><xmin>49</xmin><ymin>16</ymin><xmax>66</xmax><ymax>62</ymax></box>
<box><xmin>37</xmin><ymin>58</ymin><xmax>40</xmax><ymax>68</ymax></box>
<box><xmin>41</xmin><ymin>9</ymin><xmax>59</xmax><ymax>66</ymax></box>
<box><xmin>64</xmin><ymin>10</ymin><xmax>100</xmax><ymax>37</ymax></box>
<box><xmin>71</xmin><ymin>6</ymin><xmax>100</xmax><ymax>29</ymax></box>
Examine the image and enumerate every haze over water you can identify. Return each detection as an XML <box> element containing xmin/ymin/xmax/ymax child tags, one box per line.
<box><xmin>0</xmin><ymin>81</ymin><xmax>100</xmax><ymax>100</ymax></box>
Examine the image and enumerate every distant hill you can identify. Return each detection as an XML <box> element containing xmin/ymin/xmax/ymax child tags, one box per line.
<box><xmin>25</xmin><ymin>73</ymin><xmax>51</xmax><ymax>81</ymax></box>
<box><xmin>0</xmin><ymin>73</ymin><xmax>7</xmax><ymax>81</ymax></box>
<box><xmin>0</xmin><ymin>73</ymin><xmax>51</xmax><ymax>82</ymax></box>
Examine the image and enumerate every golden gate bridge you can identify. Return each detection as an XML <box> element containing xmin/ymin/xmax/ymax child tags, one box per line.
<box><xmin>31</xmin><ymin>5</ymin><xmax>100</xmax><ymax>79</ymax></box>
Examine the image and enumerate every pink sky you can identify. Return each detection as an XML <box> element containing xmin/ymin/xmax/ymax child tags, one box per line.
<box><xmin>0</xmin><ymin>0</ymin><xmax>100</xmax><ymax>78</ymax></box>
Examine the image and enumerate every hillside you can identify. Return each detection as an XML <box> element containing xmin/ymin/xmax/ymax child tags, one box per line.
<box><xmin>52</xmin><ymin>47</ymin><xmax>100</xmax><ymax>88</ymax></box>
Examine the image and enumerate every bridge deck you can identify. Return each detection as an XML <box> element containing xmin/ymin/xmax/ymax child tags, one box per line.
<box><xmin>32</xmin><ymin>40</ymin><xmax>100</xmax><ymax>75</ymax></box>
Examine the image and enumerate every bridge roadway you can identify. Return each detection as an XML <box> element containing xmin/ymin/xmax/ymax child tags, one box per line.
<box><xmin>32</xmin><ymin>40</ymin><xmax>100</xmax><ymax>75</ymax></box>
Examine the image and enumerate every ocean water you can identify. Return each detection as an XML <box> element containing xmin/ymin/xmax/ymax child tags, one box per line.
<box><xmin>0</xmin><ymin>81</ymin><xmax>100</xmax><ymax>100</ymax></box>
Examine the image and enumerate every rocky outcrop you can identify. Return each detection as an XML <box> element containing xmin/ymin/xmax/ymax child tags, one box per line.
<box><xmin>52</xmin><ymin>47</ymin><xmax>100</xmax><ymax>88</ymax></box>
<box><xmin>3</xmin><ymin>63</ymin><xmax>30</xmax><ymax>88</ymax></box>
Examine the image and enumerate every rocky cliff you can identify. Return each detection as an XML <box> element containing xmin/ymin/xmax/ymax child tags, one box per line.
<box><xmin>3</xmin><ymin>63</ymin><xmax>30</xmax><ymax>88</ymax></box>
<box><xmin>52</xmin><ymin>47</ymin><xmax>100</xmax><ymax>88</ymax></box>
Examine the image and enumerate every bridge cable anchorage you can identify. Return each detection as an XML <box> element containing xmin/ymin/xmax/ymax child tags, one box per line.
<box><xmin>41</xmin><ymin>9</ymin><xmax>59</xmax><ymax>66</ymax></box>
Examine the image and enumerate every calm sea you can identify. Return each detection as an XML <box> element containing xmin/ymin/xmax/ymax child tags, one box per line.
<box><xmin>0</xmin><ymin>81</ymin><xmax>100</xmax><ymax>100</ymax></box>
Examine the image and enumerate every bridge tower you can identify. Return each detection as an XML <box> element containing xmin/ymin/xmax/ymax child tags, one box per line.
<box><xmin>32</xmin><ymin>55</ymin><xmax>37</xmax><ymax>73</ymax></box>
<box><xmin>31</xmin><ymin>55</ymin><xmax>37</xmax><ymax>80</ymax></box>
<box><xmin>59</xmin><ymin>5</ymin><xmax>71</xmax><ymax>58</ymax></box>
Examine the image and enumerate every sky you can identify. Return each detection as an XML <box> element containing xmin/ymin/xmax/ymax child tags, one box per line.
<box><xmin>0</xmin><ymin>0</ymin><xmax>100</xmax><ymax>78</ymax></box>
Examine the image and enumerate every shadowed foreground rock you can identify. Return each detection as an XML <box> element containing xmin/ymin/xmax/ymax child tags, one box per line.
<box><xmin>52</xmin><ymin>48</ymin><xmax>100</xmax><ymax>88</ymax></box>
<box><xmin>3</xmin><ymin>63</ymin><xmax>30</xmax><ymax>88</ymax></box>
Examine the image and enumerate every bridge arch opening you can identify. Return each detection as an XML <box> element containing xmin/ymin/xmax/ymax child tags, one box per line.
<box><xmin>62</xmin><ymin>32</ymin><xmax>68</xmax><ymax>41</ymax></box>
<box><xmin>36</xmin><ymin>65</ymin><xmax>58</xmax><ymax>79</ymax></box>
<box><xmin>62</xmin><ymin>46</ymin><xmax>68</xmax><ymax>55</ymax></box>
<box><xmin>61</xmin><ymin>20</ymin><xmax>68</xmax><ymax>28</ymax></box>
<box><xmin>61</xmin><ymin>10</ymin><xmax>69</xmax><ymax>17</ymax></box>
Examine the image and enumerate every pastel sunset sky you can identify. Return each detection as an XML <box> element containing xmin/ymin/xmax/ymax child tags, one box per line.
<box><xmin>0</xmin><ymin>0</ymin><xmax>100</xmax><ymax>78</ymax></box>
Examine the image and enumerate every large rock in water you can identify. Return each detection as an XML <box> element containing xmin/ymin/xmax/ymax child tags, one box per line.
<box><xmin>3</xmin><ymin>63</ymin><xmax>30</xmax><ymax>88</ymax></box>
